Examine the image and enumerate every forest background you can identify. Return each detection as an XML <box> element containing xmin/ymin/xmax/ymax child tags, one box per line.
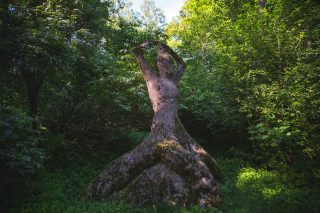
<box><xmin>0</xmin><ymin>0</ymin><xmax>319</xmax><ymax>212</ymax></box>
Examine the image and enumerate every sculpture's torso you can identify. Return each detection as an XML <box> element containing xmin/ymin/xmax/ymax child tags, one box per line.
<box><xmin>146</xmin><ymin>77</ymin><xmax>179</xmax><ymax>139</ymax></box>
<box><xmin>147</xmin><ymin>77</ymin><xmax>178</xmax><ymax>113</ymax></box>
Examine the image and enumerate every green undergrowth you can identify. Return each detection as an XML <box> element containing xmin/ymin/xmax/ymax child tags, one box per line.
<box><xmin>9</xmin><ymin>133</ymin><xmax>320</xmax><ymax>213</ymax></box>
<box><xmin>217</xmin><ymin>157</ymin><xmax>320</xmax><ymax>213</ymax></box>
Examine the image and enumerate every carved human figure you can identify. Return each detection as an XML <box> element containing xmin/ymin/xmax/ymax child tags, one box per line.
<box><xmin>87</xmin><ymin>41</ymin><xmax>223</xmax><ymax>208</ymax></box>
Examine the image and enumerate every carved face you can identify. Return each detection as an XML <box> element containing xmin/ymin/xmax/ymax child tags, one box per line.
<box><xmin>157</xmin><ymin>44</ymin><xmax>174</xmax><ymax>78</ymax></box>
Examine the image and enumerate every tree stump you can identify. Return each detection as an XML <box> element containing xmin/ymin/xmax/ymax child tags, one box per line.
<box><xmin>86</xmin><ymin>41</ymin><xmax>223</xmax><ymax>208</ymax></box>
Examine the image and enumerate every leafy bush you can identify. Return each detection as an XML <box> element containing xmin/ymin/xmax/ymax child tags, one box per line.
<box><xmin>0</xmin><ymin>106</ymin><xmax>45</xmax><ymax>176</ymax></box>
<box><xmin>169</xmin><ymin>0</ymin><xmax>320</xmax><ymax>177</ymax></box>
<box><xmin>244</xmin><ymin>61</ymin><xmax>320</xmax><ymax>176</ymax></box>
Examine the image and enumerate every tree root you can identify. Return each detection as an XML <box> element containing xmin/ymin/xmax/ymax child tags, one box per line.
<box><xmin>87</xmin><ymin>139</ymin><xmax>223</xmax><ymax>208</ymax></box>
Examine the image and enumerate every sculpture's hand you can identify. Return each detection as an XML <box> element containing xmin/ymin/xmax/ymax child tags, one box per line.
<box><xmin>139</xmin><ymin>42</ymin><xmax>151</xmax><ymax>48</ymax></box>
<box><xmin>139</xmin><ymin>41</ymin><xmax>158</xmax><ymax>49</ymax></box>
<box><xmin>134</xmin><ymin>41</ymin><xmax>155</xmax><ymax>55</ymax></box>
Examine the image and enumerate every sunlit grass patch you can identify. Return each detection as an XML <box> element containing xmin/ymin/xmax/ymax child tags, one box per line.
<box><xmin>217</xmin><ymin>155</ymin><xmax>320</xmax><ymax>213</ymax></box>
<box><xmin>236</xmin><ymin>168</ymin><xmax>284</xmax><ymax>198</ymax></box>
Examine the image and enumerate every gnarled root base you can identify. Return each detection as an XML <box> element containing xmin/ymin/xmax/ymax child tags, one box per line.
<box><xmin>86</xmin><ymin>138</ymin><xmax>223</xmax><ymax>208</ymax></box>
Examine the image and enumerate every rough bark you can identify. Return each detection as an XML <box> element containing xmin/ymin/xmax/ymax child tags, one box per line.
<box><xmin>23</xmin><ymin>71</ymin><xmax>43</xmax><ymax>130</ymax></box>
<box><xmin>87</xmin><ymin>41</ymin><xmax>223</xmax><ymax>208</ymax></box>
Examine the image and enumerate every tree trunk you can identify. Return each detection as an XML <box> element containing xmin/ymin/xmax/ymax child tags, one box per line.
<box><xmin>86</xmin><ymin>41</ymin><xmax>223</xmax><ymax>208</ymax></box>
<box><xmin>258</xmin><ymin>0</ymin><xmax>266</xmax><ymax>13</ymax></box>
<box><xmin>23</xmin><ymin>71</ymin><xmax>42</xmax><ymax>130</ymax></box>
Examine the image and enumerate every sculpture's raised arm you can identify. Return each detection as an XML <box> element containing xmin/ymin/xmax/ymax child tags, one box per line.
<box><xmin>133</xmin><ymin>42</ymin><xmax>157</xmax><ymax>81</ymax></box>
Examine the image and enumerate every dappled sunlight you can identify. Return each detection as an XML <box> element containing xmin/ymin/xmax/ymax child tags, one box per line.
<box><xmin>236</xmin><ymin>168</ymin><xmax>284</xmax><ymax>198</ymax></box>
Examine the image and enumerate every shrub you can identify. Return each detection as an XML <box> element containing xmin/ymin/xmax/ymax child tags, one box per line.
<box><xmin>0</xmin><ymin>106</ymin><xmax>45</xmax><ymax>176</ymax></box>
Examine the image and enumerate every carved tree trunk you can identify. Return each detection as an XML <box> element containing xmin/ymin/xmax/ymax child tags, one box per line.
<box><xmin>87</xmin><ymin>41</ymin><xmax>223</xmax><ymax>208</ymax></box>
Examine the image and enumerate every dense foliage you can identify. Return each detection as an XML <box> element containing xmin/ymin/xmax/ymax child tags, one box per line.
<box><xmin>169</xmin><ymin>0</ymin><xmax>320</xmax><ymax>177</ymax></box>
<box><xmin>0</xmin><ymin>0</ymin><xmax>319</xmax><ymax>212</ymax></box>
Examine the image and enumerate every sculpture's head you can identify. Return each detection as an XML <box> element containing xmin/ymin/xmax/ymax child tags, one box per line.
<box><xmin>157</xmin><ymin>43</ymin><xmax>175</xmax><ymax>79</ymax></box>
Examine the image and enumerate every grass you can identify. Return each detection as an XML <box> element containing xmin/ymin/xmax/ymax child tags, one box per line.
<box><xmin>8</xmin><ymin>134</ymin><xmax>320</xmax><ymax>213</ymax></box>
<box><xmin>218</xmin><ymin>157</ymin><xmax>320</xmax><ymax>213</ymax></box>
